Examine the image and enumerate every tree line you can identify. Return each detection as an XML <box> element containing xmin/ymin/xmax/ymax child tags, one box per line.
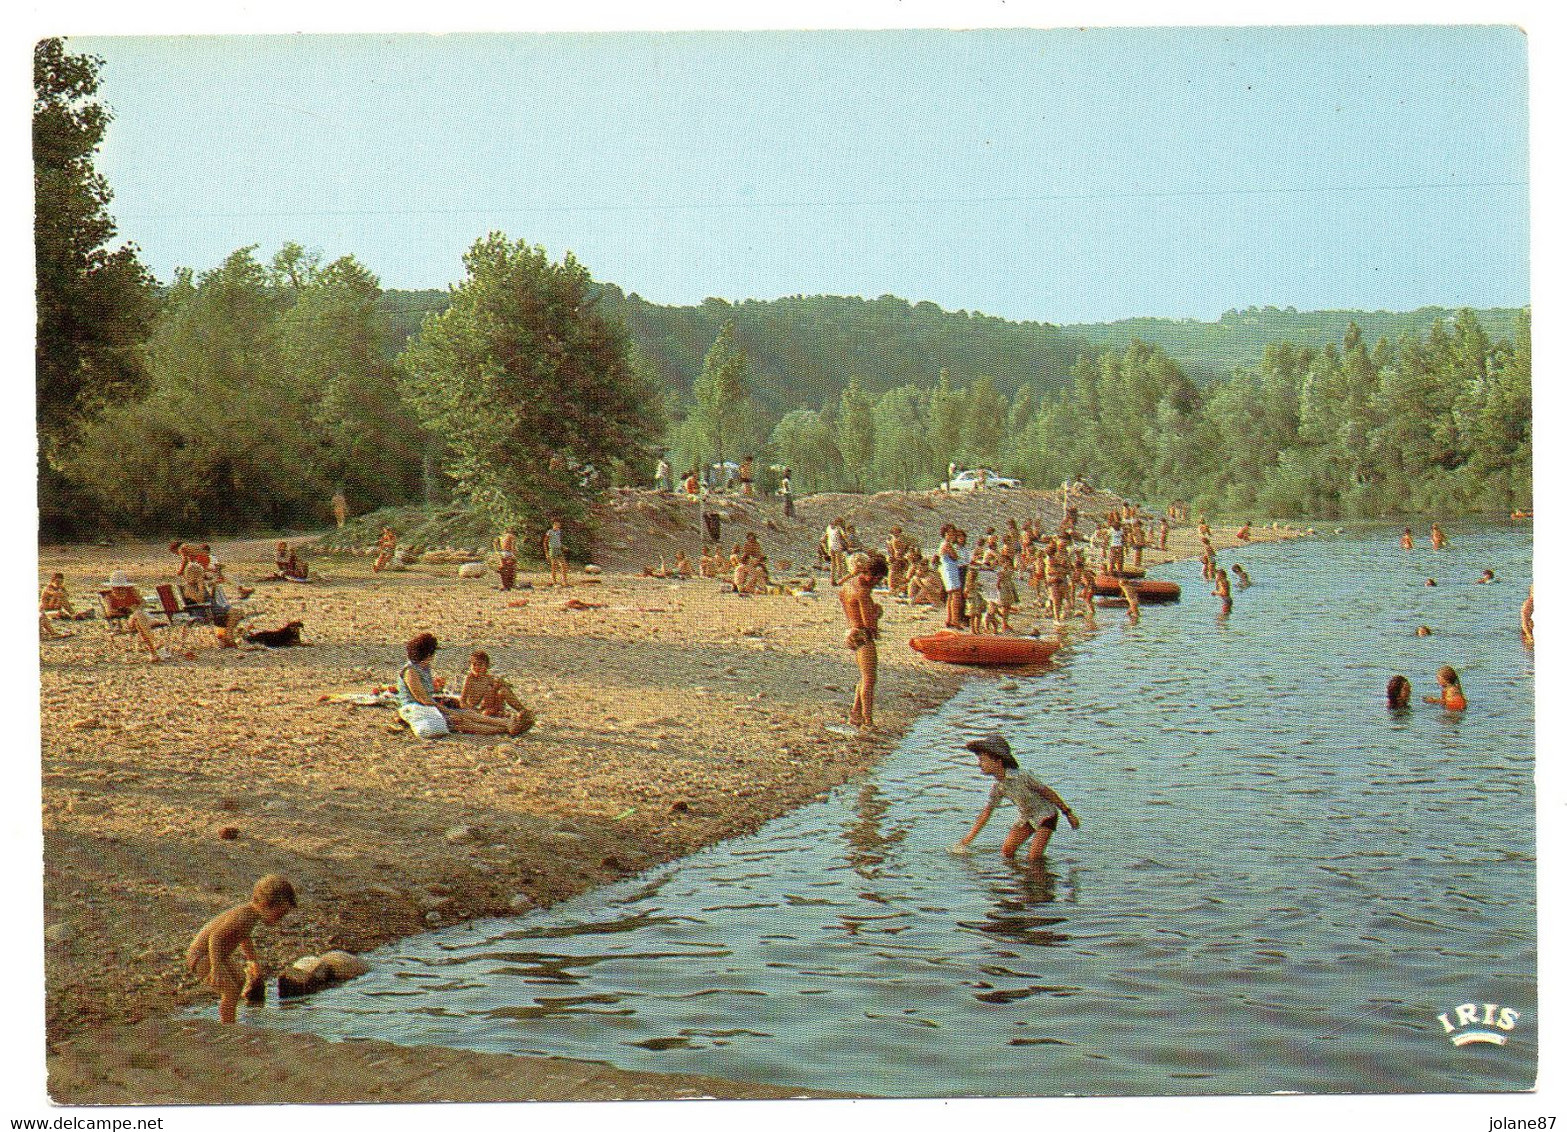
<box><xmin>693</xmin><ymin>310</ymin><xmax>1530</xmax><ymax>519</ymax></box>
<box><xmin>36</xmin><ymin>38</ymin><xmax>1531</xmax><ymax>542</ymax></box>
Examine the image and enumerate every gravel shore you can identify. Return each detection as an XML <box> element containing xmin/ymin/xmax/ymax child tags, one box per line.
<box><xmin>37</xmin><ymin>489</ymin><xmax>1290</xmax><ymax>1103</ymax></box>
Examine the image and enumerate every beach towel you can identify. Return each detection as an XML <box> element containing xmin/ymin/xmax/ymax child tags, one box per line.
<box><xmin>398</xmin><ymin>702</ymin><xmax>449</xmax><ymax>739</ymax></box>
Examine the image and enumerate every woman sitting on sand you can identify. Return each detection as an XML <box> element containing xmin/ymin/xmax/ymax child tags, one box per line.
<box><xmin>398</xmin><ymin>633</ymin><xmax>527</xmax><ymax>736</ymax></box>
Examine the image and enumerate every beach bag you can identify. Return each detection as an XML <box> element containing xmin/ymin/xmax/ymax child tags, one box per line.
<box><xmin>398</xmin><ymin>702</ymin><xmax>449</xmax><ymax>739</ymax></box>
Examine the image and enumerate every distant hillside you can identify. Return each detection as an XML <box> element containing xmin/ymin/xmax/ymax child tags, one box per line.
<box><xmin>1060</xmin><ymin>305</ymin><xmax>1525</xmax><ymax>383</ymax></box>
<box><xmin>376</xmin><ymin>289</ymin><xmax>1525</xmax><ymax>402</ymax></box>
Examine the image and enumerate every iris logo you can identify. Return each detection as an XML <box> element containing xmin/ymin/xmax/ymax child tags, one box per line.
<box><xmin>1438</xmin><ymin>1003</ymin><xmax>1521</xmax><ymax>1046</ymax></box>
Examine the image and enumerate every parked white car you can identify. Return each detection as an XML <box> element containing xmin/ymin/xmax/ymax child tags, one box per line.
<box><xmin>948</xmin><ymin>468</ymin><xmax>1021</xmax><ymax>492</ymax></box>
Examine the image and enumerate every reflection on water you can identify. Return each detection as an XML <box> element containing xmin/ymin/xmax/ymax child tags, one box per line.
<box><xmin>244</xmin><ymin>526</ymin><xmax>1535</xmax><ymax>1096</ymax></box>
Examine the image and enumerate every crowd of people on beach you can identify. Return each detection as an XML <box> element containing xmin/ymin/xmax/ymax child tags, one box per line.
<box><xmin>44</xmin><ymin>469</ymin><xmax>1535</xmax><ymax>1031</ymax></box>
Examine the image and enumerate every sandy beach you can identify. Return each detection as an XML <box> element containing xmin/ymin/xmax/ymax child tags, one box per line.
<box><xmin>38</xmin><ymin>488</ymin><xmax>1292</xmax><ymax>1103</ymax></box>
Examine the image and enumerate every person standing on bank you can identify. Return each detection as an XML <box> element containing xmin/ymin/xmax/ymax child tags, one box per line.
<box><xmin>778</xmin><ymin>467</ymin><xmax>794</xmax><ymax>519</ymax></box>
<box><xmin>951</xmin><ymin>734</ymin><xmax>1079</xmax><ymax>862</ymax></box>
<box><xmin>839</xmin><ymin>551</ymin><xmax>887</xmax><ymax>731</ymax></box>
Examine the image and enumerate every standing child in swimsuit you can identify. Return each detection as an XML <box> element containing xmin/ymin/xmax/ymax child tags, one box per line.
<box><xmin>951</xmin><ymin>734</ymin><xmax>1079</xmax><ymax>863</ymax></box>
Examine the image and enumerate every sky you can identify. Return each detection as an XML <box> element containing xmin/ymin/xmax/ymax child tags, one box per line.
<box><xmin>70</xmin><ymin>25</ymin><xmax>1529</xmax><ymax>325</ymax></box>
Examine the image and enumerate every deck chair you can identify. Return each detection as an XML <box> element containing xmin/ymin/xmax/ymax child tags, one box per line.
<box><xmin>152</xmin><ymin>583</ymin><xmax>209</xmax><ymax>646</ymax></box>
<box><xmin>97</xmin><ymin>589</ymin><xmax>170</xmax><ymax>653</ymax></box>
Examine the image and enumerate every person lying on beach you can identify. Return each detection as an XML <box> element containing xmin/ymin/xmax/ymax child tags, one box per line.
<box><xmin>399</xmin><ymin>633</ymin><xmax>528</xmax><ymax>736</ymax></box>
<box><xmin>458</xmin><ymin>650</ymin><xmax>535</xmax><ymax>734</ymax></box>
<box><xmin>1424</xmin><ymin>665</ymin><xmax>1467</xmax><ymax>711</ymax></box>
<box><xmin>1476</xmin><ymin>569</ymin><xmax>1496</xmax><ymax>584</ymax></box>
<box><xmin>102</xmin><ymin>570</ymin><xmax>164</xmax><ymax>661</ymax></box>
<box><xmin>951</xmin><ymin>734</ymin><xmax>1078</xmax><ymax>863</ymax></box>
<box><xmin>186</xmin><ymin>874</ymin><xmax>296</xmax><ymax>1023</ymax></box>
<box><xmin>1387</xmin><ymin>674</ymin><xmax>1413</xmax><ymax>710</ymax></box>
<box><xmin>1230</xmin><ymin>564</ymin><xmax>1251</xmax><ymax>589</ymax></box>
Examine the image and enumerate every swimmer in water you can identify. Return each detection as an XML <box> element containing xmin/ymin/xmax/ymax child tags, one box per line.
<box><xmin>1416</xmin><ymin>625</ymin><xmax>1433</xmax><ymax>637</ymax></box>
<box><xmin>1424</xmin><ymin>665</ymin><xmax>1467</xmax><ymax>711</ymax></box>
<box><xmin>1424</xmin><ymin>578</ymin><xmax>1437</xmax><ymax>587</ymax></box>
<box><xmin>1387</xmin><ymin>674</ymin><xmax>1413</xmax><ymax>710</ymax></box>
<box><xmin>1476</xmin><ymin>569</ymin><xmax>1496</xmax><ymax>584</ymax></box>
<box><xmin>1230</xmin><ymin>563</ymin><xmax>1251</xmax><ymax>590</ymax></box>
<box><xmin>1430</xmin><ymin>522</ymin><xmax>1449</xmax><ymax>550</ymax></box>
<box><xmin>1400</xmin><ymin>527</ymin><xmax>1414</xmax><ymax>550</ymax></box>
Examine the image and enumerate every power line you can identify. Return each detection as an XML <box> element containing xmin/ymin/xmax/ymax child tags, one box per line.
<box><xmin>115</xmin><ymin>179</ymin><xmax>1526</xmax><ymax>221</ymax></box>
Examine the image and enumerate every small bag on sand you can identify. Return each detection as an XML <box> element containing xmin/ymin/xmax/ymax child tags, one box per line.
<box><xmin>398</xmin><ymin>702</ymin><xmax>449</xmax><ymax>739</ymax></box>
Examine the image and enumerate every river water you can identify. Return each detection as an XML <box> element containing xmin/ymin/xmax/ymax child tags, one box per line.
<box><xmin>242</xmin><ymin>524</ymin><xmax>1536</xmax><ymax>1097</ymax></box>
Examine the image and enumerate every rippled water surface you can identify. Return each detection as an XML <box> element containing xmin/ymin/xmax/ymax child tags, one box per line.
<box><xmin>246</xmin><ymin>525</ymin><xmax>1535</xmax><ymax>1096</ymax></box>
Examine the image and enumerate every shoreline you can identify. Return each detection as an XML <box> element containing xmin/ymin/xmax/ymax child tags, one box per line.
<box><xmin>38</xmin><ymin>489</ymin><xmax>1296</xmax><ymax>1104</ymax></box>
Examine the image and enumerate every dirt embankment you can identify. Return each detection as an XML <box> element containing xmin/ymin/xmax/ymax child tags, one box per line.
<box><xmin>37</xmin><ymin>488</ymin><xmax>1293</xmax><ymax>1104</ymax></box>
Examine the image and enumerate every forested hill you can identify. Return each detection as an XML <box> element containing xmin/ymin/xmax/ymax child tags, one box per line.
<box><xmin>378</xmin><ymin>288</ymin><xmax>1524</xmax><ymax>403</ymax></box>
<box><xmin>1060</xmin><ymin>305</ymin><xmax>1524</xmax><ymax>384</ymax></box>
<box><xmin>379</xmin><ymin>287</ymin><xmax>1092</xmax><ymax>413</ymax></box>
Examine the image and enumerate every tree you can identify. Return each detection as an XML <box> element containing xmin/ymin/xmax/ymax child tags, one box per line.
<box><xmin>277</xmin><ymin>252</ymin><xmax>426</xmax><ymax>510</ymax></box>
<box><xmin>690</xmin><ymin>319</ymin><xmax>752</xmax><ymax>473</ymax></box>
<box><xmin>35</xmin><ymin>37</ymin><xmax>158</xmax><ymax>535</ymax></box>
<box><xmin>400</xmin><ymin>233</ymin><xmax>660</xmax><ymax>537</ymax></box>
<box><xmin>872</xmin><ymin>384</ymin><xmax>932</xmax><ymax>491</ymax></box>
<box><xmin>836</xmin><ymin>377</ymin><xmax>877</xmax><ymax>491</ymax></box>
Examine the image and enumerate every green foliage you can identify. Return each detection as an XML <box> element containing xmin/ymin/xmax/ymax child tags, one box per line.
<box><xmin>688</xmin><ymin>320</ymin><xmax>755</xmax><ymax>470</ymax></box>
<box><xmin>836</xmin><ymin>377</ymin><xmax>876</xmax><ymax>491</ymax></box>
<box><xmin>63</xmin><ymin>246</ymin><xmax>424</xmax><ymax>532</ymax></box>
<box><xmin>399</xmin><ymin>233</ymin><xmax>661</xmax><ymax>543</ymax></box>
<box><xmin>34</xmin><ymin>37</ymin><xmax>158</xmax><ymax>537</ymax></box>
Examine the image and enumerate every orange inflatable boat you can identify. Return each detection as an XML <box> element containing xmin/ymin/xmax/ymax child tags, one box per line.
<box><xmin>909</xmin><ymin>631</ymin><xmax>1061</xmax><ymax>666</ymax></box>
<box><xmin>1093</xmin><ymin>574</ymin><xmax>1182</xmax><ymax>602</ymax></box>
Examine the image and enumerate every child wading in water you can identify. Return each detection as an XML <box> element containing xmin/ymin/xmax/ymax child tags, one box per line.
<box><xmin>1425</xmin><ymin>665</ymin><xmax>1468</xmax><ymax>711</ymax></box>
<box><xmin>951</xmin><ymin>734</ymin><xmax>1079</xmax><ymax>862</ymax></box>
<box><xmin>186</xmin><ymin>874</ymin><xmax>297</xmax><ymax>1023</ymax></box>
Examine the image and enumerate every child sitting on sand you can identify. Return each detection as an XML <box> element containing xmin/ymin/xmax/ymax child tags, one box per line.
<box><xmin>458</xmin><ymin>650</ymin><xmax>535</xmax><ymax>734</ymax></box>
<box><xmin>186</xmin><ymin>874</ymin><xmax>297</xmax><ymax>1023</ymax></box>
<box><xmin>675</xmin><ymin>551</ymin><xmax>695</xmax><ymax>579</ymax></box>
<box><xmin>1424</xmin><ymin>666</ymin><xmax>1467</xmax><ymax>711</ymax></box>
<box><xmin>274</xmin><ymin>541</ymin><xmax>309</xmax><ymax>582</ymax></box>
<box><xmin>699</xmin><ymin>545</ymin><xmax>719</xmax><ymax>578</ymax></box>
<box><xmin>951</xmin><ymin>734</ymin><xmax>1079</xmax><ymax>863</ymax></box>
